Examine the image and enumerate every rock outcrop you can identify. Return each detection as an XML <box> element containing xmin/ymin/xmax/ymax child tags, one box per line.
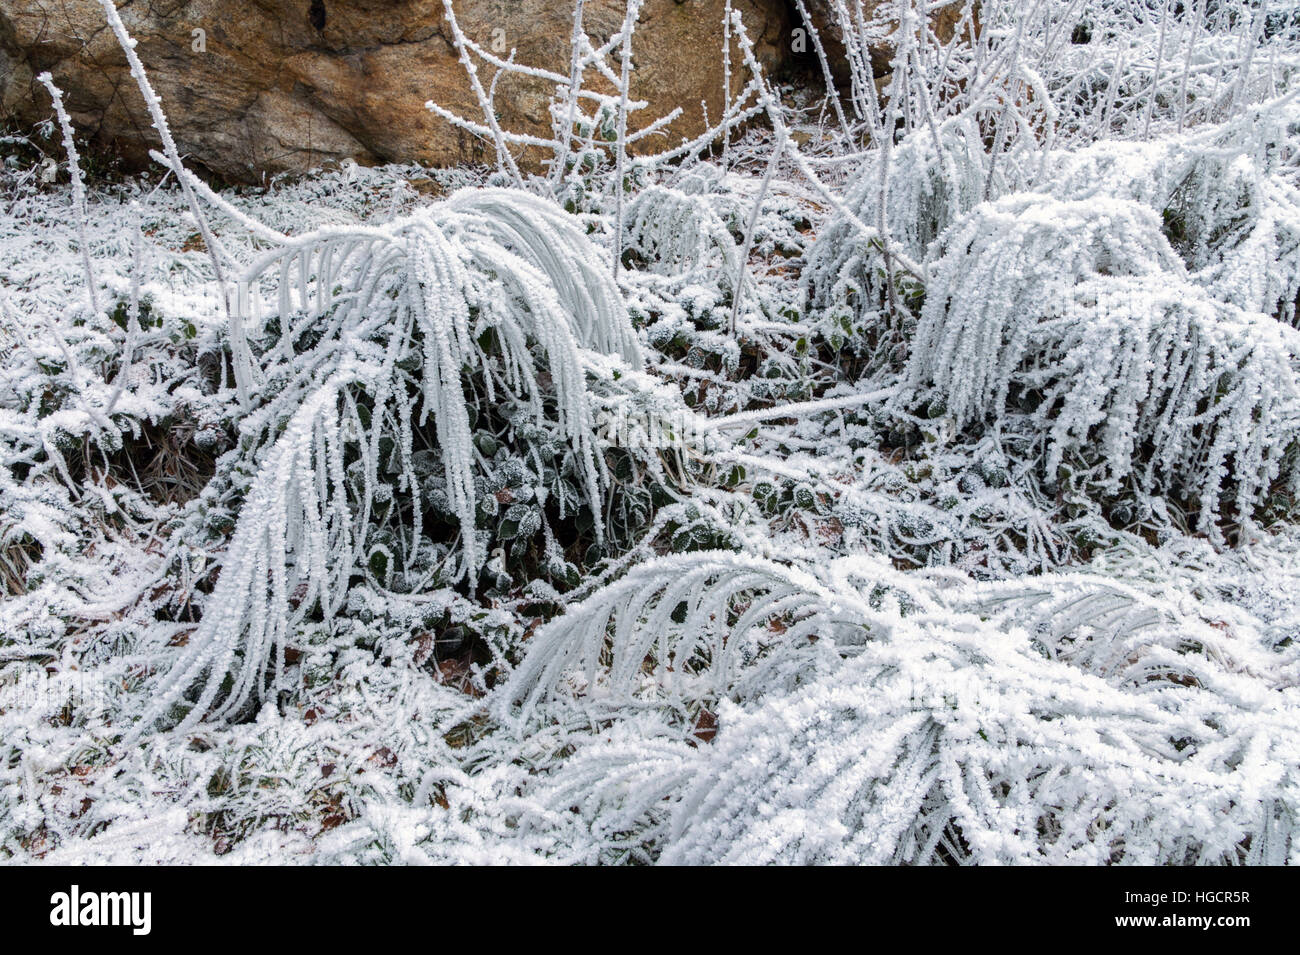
<box><xmin>0</xmin><ymin>1</ymin><xmax>972</xmax><ymax>183</ymax></box>
<box><xmin>0</xmin><ymin>0</ymin><xmax>794</xmax><ymax>182</ymax></box>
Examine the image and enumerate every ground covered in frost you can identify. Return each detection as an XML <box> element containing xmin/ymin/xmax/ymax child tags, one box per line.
<box><xmin>2</xmin><ymin>0</ymin><xmax>1300</xmax><ymax>864</ymax></box>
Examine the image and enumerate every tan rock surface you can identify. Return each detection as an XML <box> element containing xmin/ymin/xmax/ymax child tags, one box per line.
<box><xmin>0</xmin><ymin>0</ymin><xmax>794</xmax><ymax>182</ymax></box>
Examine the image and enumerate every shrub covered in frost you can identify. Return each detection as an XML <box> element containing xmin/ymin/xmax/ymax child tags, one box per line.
<box><xmin>804</xmin><ymin>118</ymin><xmax>992</xmax><ymax>347</ymax></box>
<box><xmin>140</xmin><ymin>187</ymin><xmax>655</xmax><ymax>732</ymax></box>
<box><xmin>1046</xmin><ymin>97</ymin><xmax>1300</xmax><ymax>327</ymax></box>
<box><xmin>5</xmin><ymin>0</ymin><xmax>1300</xmax><ymax>867</ymax></box>
<box><xmin>903</xmin><ymin>193</ymin><xmax>1300</xmax><ymax>535</ymax></box>
<box><xmin>498</xmin><ymin>552</ymin><xmax>1300</xmax><ymax>865</ymax></box>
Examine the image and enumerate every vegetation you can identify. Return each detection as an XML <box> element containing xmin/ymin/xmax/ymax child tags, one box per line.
<box><xmin>2</xmin><ymin>0</ymin><xmax>1299</xmax><ymax>864</ymax></box>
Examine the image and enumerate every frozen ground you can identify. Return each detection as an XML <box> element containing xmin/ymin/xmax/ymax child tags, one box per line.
<box><xmin>2</xmin><ymin>0</ymin><xmax>1300</xmax><ymax>864</ymax></box>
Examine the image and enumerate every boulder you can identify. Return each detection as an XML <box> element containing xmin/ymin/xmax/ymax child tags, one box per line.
<box><xmin>0</xmin><ymin>0</ymin><xmax>794</xmax><ymax>182</ymax></box>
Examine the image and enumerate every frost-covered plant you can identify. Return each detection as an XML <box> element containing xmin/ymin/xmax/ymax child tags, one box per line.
<box><xmin>954</xmin><ymin>1</ymin><xmax>1299</xmax><ymax>147</ymax></box>
<box><xmin>834</xmin><ymin>119</ymin><xmax>994</xmax><ymax>265</ymax></box>
<box><xmin>903</xmin><ymin>193</ymin><xmax>1300</xmax><ymax>533</ymax></box>
<box><xmin>496</xmin><ymin>550</ymin><xmax>1300</xmax><ymax>864</ymax></box>
<box><xmin>427</xmin><ymin>0</ymin><xmax>766</xmax><ymax>207</ymax></box>
<box><xmin>905</xmin><ymin>194</ymin><xmax>1184</xmax><ymax>424</ymax></box>
<box><xmin>621</xmin><ymin>185</ymin><xmax>740</xmax><ymax>285</ymax></box>
<box><xmin>661</xmin><ymin>628</ymin><xmax>1298</xmax><ymax>864</ymax></box>
<box><xmin>803</xmin><ymin>119</ymin><xmax>992</xmax><ymax>347</ymax></box>
<box><xmin>35</xmin><ymin>74</ymin><xmax>98</xmax><ymax>317</ymax></box>
<box><xmin>499</xmin><ymin>551</ymin><xmax>860</xmax><ymax>718</ymax></box>
<box><xmin>969</xmin><ymin>567</ymin><xmax>1300</xmax><ymax>693</ymax></box>
<box><xmin>1046</xmin><ymin>94</ymin><xmax>1300</xmax><ymax>325</ymax></box>
<box><xmin>802</xmin><ymin>0</ymin><xmax>1300</xmax><ymax>338</ymax></box>
<box><xmin>139</xmin><ymin>187</ymin><xmax>644</xmax><ymax>733</ymax></box>
<box><xmin>8</xmin><ymin>0</ymin><xmax>1300</xmax><ymax>867</ymax></box>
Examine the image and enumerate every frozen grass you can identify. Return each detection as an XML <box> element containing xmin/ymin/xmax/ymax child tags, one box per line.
<box><xmin>2</xmin><ymin>0</ymin><xmax>1299</xmax><ymax>864</ymax></box>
